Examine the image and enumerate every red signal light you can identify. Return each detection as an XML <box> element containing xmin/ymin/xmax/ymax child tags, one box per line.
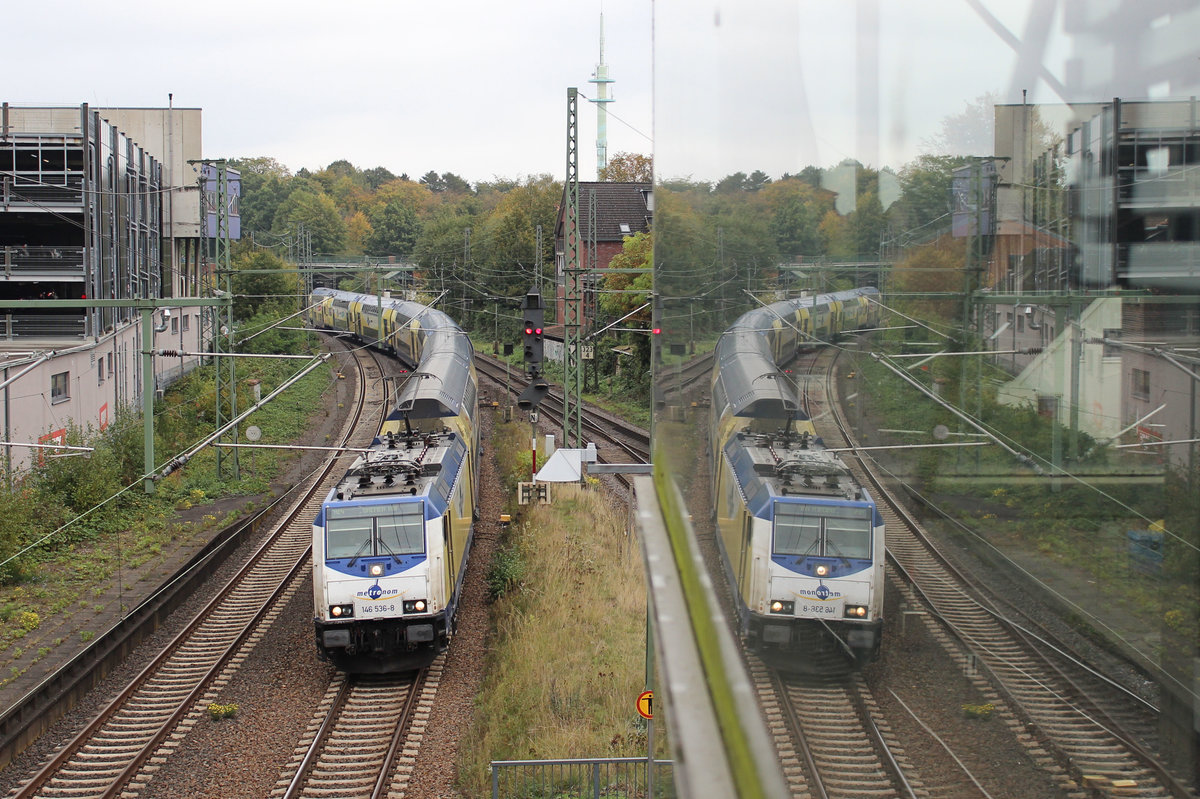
<box><xmin>652</xmin><ymin>327</ymin><xmax>662</xmax><ymax>335</ymax></box>
<box><xmin>525</xmin><ymin>327</ymin><xmax>534</xmax><ymax>335</ymax></box>
<box><xmin>534</xmin><ymin>327</ymin><xmax>542</xmax><ymax>335</ymax></box>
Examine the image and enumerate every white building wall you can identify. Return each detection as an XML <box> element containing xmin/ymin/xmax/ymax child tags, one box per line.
<box><xmin>1</xmin><ymin>310</ymin><xmax>203</xmax><ymax>474</ymax></box>
<box><xmin>996</xmin><ymin>298</ymin><xmax>1124</xmax><ymax>439</ymax></box>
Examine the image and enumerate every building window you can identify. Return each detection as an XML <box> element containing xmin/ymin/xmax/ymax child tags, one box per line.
<box><xmin>1037</xmin><ymin>395</ymin><xmax>1057</xmax><ymax>418</ymax></box>
<box><xmin>171</xmin><ymin>316</ymin><xmax>179</xmax><ymax>334</ymax></box>
<box><xmin>1102</xmin><ymin>328</ymin><xmax>1121</xmax><ymax>358</ymax></box>
<box><xmin>98</xmin><ymin>360</ymin><xmax>104</xmax><ymax>385</ymax></box>
<box><xmin>182</xmin><ymin>314</ymin><xmax>190</xmax><ymax>332</ymax></box>
<box><xmin>1132</xmin><ymin>368</ymin><xmax>1151</xmax><ymax>399</ymax></box>
<box><xmin>107</xmin><ymin>352</ymin><xmax>114</xmax><ymax>377</ymax></box>
<box><xmin>51</xmin><ymin>371</ymin><xmax>70</xmax><ymax>403</ymax></box>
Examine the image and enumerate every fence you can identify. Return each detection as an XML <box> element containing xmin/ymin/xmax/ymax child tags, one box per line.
<box><xmin>491</xmin><ymin>757</ymin><xmax>675</xmax><ymax>799</ymax></box>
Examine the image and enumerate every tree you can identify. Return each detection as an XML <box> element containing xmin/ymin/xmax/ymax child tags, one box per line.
<box><xmin>231</xmin><ymin>157</ymin><xmax>294</xmax><ymax>236</ymax></box>
<box><xmin>420</xmin><ymin>171</ymin><xmax>447</xmax><ymax>192</ymax></box>
<box><xmin>601</xmin><ymin>152</ymin><xmax>652</xmax><ymax>182</ymax></box>
<box><xmin>345</xmin><ymin>211</ymin><xmax>373</xmax><ymax>254</ymax></box>
<box><xmin>715</xmin><ymin>172</ymin><xmax>749</xmax><ymax>194</ymax></box>
<box><xmin>232</xmin><ymin>249</ymin><xmax>296</xmax><ymax>321</ymax></box>
<box><xmin>922</xmin><ymin>92</ymin><xmax>1000</xmax><ymax>157</ymax></box>
<box><xmin>599</xmin><ymin>231</ymin><xmax>653</xmax><ymax>321</ymax></box>
<box><xmin>760</xmin><ymin>177</ymin><xmax>835</xmax><ymax>259</ymax></box>
<box><xmin>365</xmin><ymin>200</ymin><xmax>421</xmax><ymax>256</ymax></box>
<box><xmin>272</xmin><ymin>188</ymin><xmax>346</xmax><ymax>254</ymax></box>
<box><xmin>441</xmin><ymin>172</ymin><xmax>473</xmax><ymax>194</ymax></box>
<box><xmin>891</xmin><ymin>237</ymin><xmax>967</xmax><ymax>325</ymax></box>
<box><xmin>599</xmin><ymin>232</ymin><xmax>654</xmax><ymax>395</ymax></box>
<box><xmin>745</xmin><ymin>170</ymin><xmax>772</xmax><ymax>191</ymax></box>
<box><xmin>362</xmin><ymin>166</ymin><xmax>397</xmax><ymax>190</ymax></box>
<box><xmin>477</xmin><ymin>175</ymin><xmax>561</xmax><ymax>302</ymax></box>
<box><xmin>893</xmin><ymin>154</ymin><xmax>969</xmax><ymax>243</ymax></box>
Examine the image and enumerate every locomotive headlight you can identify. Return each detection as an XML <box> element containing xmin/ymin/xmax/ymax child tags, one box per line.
<box><xmin>843</xmin><ymin>605</ymin><xmax>868</xmax><ymax>618</ymax></box>
<box><xmin>403</xmin><ymin>599</ymin><xmax>427</xmax><ymax>614</ymax></box>
<box><xmin>329</xmin><ymin>604</ymin><xmax>354</xmax><ymax>618</ymax></box>
<box><xmin>769</xmin><ymin>600</ymin><xmax>794</xmax><ymax>615</ymax></box>
<box><xmin>815</xmin><ymin>564</ymin><xmax>830</xmax><ymax>577</ymax></box>
<box><xmin>368</xmin><ymin>563</ymin><xmax>385</xmax><ymax>577</ymax></box>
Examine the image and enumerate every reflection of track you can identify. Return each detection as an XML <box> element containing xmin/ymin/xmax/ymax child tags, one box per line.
<box><xmin>660</xmin><ymin>350</ymin><xmax>715</xmax><ymax>404</ymax></box>
<box><xmin>815</xmin><ymin>350</ymin><xmax>1187</xmax><ymax>798</ymax></box>
<box><xmin>762</xmin><ymin>660</ymin><xmax>923</xmax><ymax>799</ymax></box>
<box><xmin>474</xmin><ymin>353</ymin><xmax>649</xmax><ymax>485</ymax></box>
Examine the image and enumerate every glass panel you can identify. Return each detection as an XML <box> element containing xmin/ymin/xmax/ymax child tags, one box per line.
<box><xmin>376</xmin><ymin>502</ymin><xmax>425</xmax><ymax>555</ymax></box>
<box><xmin>772</xmin><ymin>504</ymin><xmax>820</xmax><ymax>556</ymax></box>
<box><xmin>655</xmin><ymin>0</ymin><xmax>1200</xmax><ymax>782</ymax></box>
<box><xmin>326</xmin><ymin>505</ymin><xmax>375</xmax><ymax>559</ymax></box>
<box><xmin>822</xmin><ymin>506</ymin><xmax>872</xmax><ymax>560</ymax></box>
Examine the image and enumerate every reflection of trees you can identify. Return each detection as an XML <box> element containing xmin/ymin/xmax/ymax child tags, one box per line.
<box><xmin>890</xmin><ymin>238</ymin><xmax>967</xmax><ymax>327</ymax></box>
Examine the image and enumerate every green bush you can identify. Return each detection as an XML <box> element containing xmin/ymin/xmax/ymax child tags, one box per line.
<box><xmin>487</xmin><ymin>545</ymin><xmax>525</xmax><ymax>600</ymax></box>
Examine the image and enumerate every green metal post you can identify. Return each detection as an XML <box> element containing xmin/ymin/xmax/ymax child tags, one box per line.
<box><xmin>142</xmin><ymin>308</ymin><xmax>156</xmax><ymax>493</ymax></box>
<box><xmin>563</xmin><ymin>87</ymin><xmax>583</xmax><ymax>448</ymax></box>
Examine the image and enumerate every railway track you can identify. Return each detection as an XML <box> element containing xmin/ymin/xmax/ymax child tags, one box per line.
<box><xmin>274</xmin><ymin>659</ymin><xmax>438</xmax><ymax>799</ymax></box>
<box><xmin>6</xmin><ymin>341</ymin><xmax>386</xmax><ymax>799</ymax></box>
<box><xmin>812</xmin><ymin>346</ymin><xmax>1191</xmax><ymax>799</ymax></box>
<box><xmin>474</xmin><ymin>352</ymin><xmax>651</xmax><ymax>471</ymax></box>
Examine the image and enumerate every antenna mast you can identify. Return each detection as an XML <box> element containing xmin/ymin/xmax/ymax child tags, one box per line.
<box><xmin>588</xmin><ymin>13</ymin><xmax>615</xmax><ymax>179</ymax></box>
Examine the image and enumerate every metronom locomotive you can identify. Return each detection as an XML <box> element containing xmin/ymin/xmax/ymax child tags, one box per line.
<box><xmin>710</xmin><ymin>287</ymin><xmax>884</xmax><ymax>669</ymax></box>
<box><xmin>307</xmin><ymin>287</ymin><xmax>479</xmax><ymax>672</ymax></box>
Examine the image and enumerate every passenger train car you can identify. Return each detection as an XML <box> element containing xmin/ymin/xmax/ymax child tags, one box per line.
<box><xmin>306</xmin><ymin>287</ymin><xmax>479</xmax><ymax>672</ymax></box>
<box><xmin>710</xmin><ymin>287</ymin><xmax>884</xmax><ymax>669</ymax></box>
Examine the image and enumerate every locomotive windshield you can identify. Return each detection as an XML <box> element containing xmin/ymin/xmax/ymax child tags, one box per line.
<box><xmin>326</xmin><ymin>501</ymin><xmax>425</xmax><ymax>559</ymax></box>
<box><xmin>773</xmin><ymin>502</ymin><xmax>872</xmax><ymax>560</ymax></box>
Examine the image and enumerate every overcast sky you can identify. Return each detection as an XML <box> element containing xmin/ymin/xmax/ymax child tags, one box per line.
<box><xmin>8</xmin><ymin>1</ymin><xmax>1193</xmax><ymax>183</ymax></box>
<box><xmin>10</xmin><ymin>0</ymin><xmax>653</xmax><ymax>182</ymax></box>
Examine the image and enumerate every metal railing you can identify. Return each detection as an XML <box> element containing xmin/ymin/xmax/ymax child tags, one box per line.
<box><xmin>0</xmin><ymin>314</ymin><xmax>86</xmax><ymax>340</ymax></box>
<box><xmin>491</xmin><ymin>757</ymin><xmax>675</xmax><ymax>799</ymax></box>
<box><xmin>2</xmin><ymin>245</ymin><xmax>85</xmax><ymax>276</ymax></box>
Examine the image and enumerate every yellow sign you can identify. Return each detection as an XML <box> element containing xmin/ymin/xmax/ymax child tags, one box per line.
<box><xmin>636</xmin><ymin>690</ymin><xmax>653</xmax><ymax>720</ymax></box>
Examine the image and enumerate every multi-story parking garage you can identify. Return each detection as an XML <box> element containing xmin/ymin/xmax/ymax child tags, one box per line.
<box><xmin>0</xmin><ymin>104</ymin><xmax>210</xmax><ymax>474</ymax></box>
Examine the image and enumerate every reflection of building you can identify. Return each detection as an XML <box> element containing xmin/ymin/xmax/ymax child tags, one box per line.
<box><xmin>1070</xmin><ymin>99</ymin><xmax>1200</xmax><ymax>291</ymax></box>
<box><xmin>553</xmin><ymin>181</ymin><xmax>652</xmax><ymax>326</ymax></box>
<box><xmin>987</xmin><ymin>99</ymin><xmax>1200</xmax><ymax>468</ymax></box>
<box><xmin>0</xmin><ymin>103</ymin><xmax>208</xmax><ymax>473</ymax></box>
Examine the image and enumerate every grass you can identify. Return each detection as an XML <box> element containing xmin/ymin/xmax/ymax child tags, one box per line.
<box><xmin>455</xmin><ymin>420</ymin><xmax>659</xmax><ymax>797</ymax></box>
<box><xmin>0</xmin><ymin>348</ymin><xmax>336</xmax><ymax>686</ymax></box>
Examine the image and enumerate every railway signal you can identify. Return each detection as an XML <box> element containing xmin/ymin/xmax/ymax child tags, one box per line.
<box><xmin>521</xmin><ymin>288</ymin><xmax>544</xmax><ymax>374</ymax></box>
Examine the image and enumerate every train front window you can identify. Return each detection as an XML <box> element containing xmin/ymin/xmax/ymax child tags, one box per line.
<box><xmin>773</xmin><ymin>504</ymin><xmax>821</xmax><ymax>556</ymax></box>
<box><xmin>375</xmin><ymin>503</ymin><xmax>425</xmax><ymax>555</ymax></box>
<box><xmin>326</xmin><ymin>502</ymin><xmax>425</xmax><ymax>559</ymax></box>
<box><xmin>774</xmin><ymin>502</ymin><xmax>872</xmax><ymax>559</ymax></box>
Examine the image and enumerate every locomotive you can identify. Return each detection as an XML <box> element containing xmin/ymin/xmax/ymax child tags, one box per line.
<box><xmin>710</xmin><ymin>287</ymin><xmax>884</xmax><ymax>669</ymax></box>
<box><xmin>307</xmin><ymin>287</ymin><xmax>479</xmax><ymax>672</ymax></box>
